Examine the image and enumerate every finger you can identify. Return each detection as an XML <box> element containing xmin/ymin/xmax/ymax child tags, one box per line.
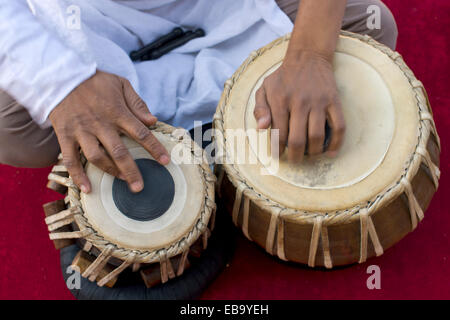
<box><xmin>78</xmin><ymin>133</ymin><xmax>121</xmax><ymax>178</ymax></box>
<box><xmin>287</xmin><ymin>106</ymin><xmax>308</xmax><ymax>163</ymax></box>
<box><xmin>98</xmin><ymin>130</ymin><xmax>144</xmax><ymax>193</ymax></box>
<box><xmin>326</xmin><ymin>100</ymin><xmax>346</xmax><ymax>157</ymax></box>
<box><xmin>268</xmin><ymin>95</ymin><xmax>289</xmax><ymax>156</ymax></box>
<box><xmin>254</xmin><ymin>86</ymin><xmax>272</xmax><ymax>129</ymax></box>
<box><xmin>307</xmin><ymin>107</ymin><xmax>326</xmax><ymax>156</ymax></box>
<box><xmin>118</xmin><ymin>113</ymin><xmax>170</xmax><ymax>165</ymax></box>
<box><xmin>122</xmin><ymin>78</ymin><xmax>157</xmax><ymax>126</ymax></box>
<box><xmin>59</xmin><ymin>137</ymin><xmax>91</xmax><ymax>193</ymax></box>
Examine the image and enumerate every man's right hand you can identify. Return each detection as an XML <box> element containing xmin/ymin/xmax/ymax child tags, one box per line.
<box><xmin>49</xmin><ymin>70</ymin><xmax>170</xmax><ymax>194</ymax></box>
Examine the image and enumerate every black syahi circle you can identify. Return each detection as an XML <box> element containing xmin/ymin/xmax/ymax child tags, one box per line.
<box><xmin>112</xmin><ymin>159</ymin><xmax>175</xmax><ymax>222</ymax></box>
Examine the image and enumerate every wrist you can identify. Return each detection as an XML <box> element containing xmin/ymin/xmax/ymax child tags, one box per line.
<box><xmin>283</xmin><ymin>48</ymin><xmax>334</xmax><ymax>67</ymax></box>
<box><xmin>286</xmin><ymin>28</ymin><xmax>339</xmax><ymax>64</ymax></box>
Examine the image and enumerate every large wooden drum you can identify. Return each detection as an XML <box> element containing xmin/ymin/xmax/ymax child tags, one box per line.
<box><xmin>214</xmin><ymin>31</ymin><xmax>441</xmax><ymax>268</ymax></box>
<box><xmin>43</xmin><ymin>122</ymin><xmax>222</xmax><ymax>297</ymax></box>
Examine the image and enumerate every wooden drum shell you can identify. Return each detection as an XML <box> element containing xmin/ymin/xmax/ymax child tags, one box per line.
<box><xmin>217</xmin><ymin>134</ymin><xmax>440</xmax><ymax>267</ymax></box>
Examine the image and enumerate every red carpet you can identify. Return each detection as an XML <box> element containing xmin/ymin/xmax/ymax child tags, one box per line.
<box><xmin>0</xmin><ymin>0</ymin><xmax>449</xmax><ymax>300</ymax></box>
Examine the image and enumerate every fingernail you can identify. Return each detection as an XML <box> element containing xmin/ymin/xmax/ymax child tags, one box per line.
<box><xmin>159</xmin><ymin>155</ymin><xmax>170</xmax><ymax>165</ymax></box>
<box><xmin>148</xmin><ymin>115</ymin><xmax>157</xmax><ymax>123</ymax></box>
<box><xmin>131</xmin><ymin>181</ymin><xmax>143</xmax><ymax>193</ymax></box>
<box><xmin>145</xmin><ymin>115</ymin><xmax>157</xmax><ymax>124</ymax></box>
<box><xmin>327</xmin><ymin>151</ymin><xmax>338</xmax><ymax>158</ymax></box>
<box><xmin>257</xmin><ymin>116</ymin><xmax>269</xmax><ymax>129</ymax></box>
<box><xmin>80</xmin><ymin>184</ymin><xmax>89</xmax><ymax>193</ymax></box>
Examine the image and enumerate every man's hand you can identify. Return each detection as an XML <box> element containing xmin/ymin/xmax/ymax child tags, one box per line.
<box><xmin>254</xmin><ymin>0</ymin><xmax>347</xmax><ymax>163</ymax></box>
<box><xmin>254</xmin><ymin>51</ymin><xmax>345</xmax><ymax>162</ymax></box>
<box><xmin>49</xmin><ymin>70</ymin><xmax>170</xmax><ymax>194</ymax></box>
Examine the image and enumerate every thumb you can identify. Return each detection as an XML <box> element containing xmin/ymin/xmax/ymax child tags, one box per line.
<box><xmin>122</xmin><ymin>78</ymin><xmax>157</xmax><ymax>126</ymax></box>
<box><xmin>253</xmin><ymin>86</ymin><xmax>272</xmax><ymax>129</ymax></box>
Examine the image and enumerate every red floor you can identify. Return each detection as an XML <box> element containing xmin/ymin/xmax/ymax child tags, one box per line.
<box><xmin>0</xmin><ymin>0</ymin><xmax>449</xmax><ymax>300</ymax></box>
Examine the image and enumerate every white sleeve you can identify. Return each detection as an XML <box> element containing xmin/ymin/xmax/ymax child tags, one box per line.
<box><xmin>0</xmin><ymin>0</ymin><xmax>97</xmax><ymax>127</ymax></box>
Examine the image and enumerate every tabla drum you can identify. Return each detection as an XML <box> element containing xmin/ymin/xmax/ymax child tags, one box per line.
<box><xmin>213</xmin><ymin>31</ymin><xmax>441</xmax><ymax>268</ymax></box>
<box><xmin>43</xmin><ymin>122</ymin><xmax>231</xmax><ymax>299</ymax></box>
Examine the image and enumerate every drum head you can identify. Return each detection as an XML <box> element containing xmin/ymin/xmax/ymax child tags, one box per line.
<box><xmin>220</xmin><ymin>33</ymin><xmax>420</xmax><ymax>212</ymax></box>
<box><xmin>81</xmin><ymin>132</ymin><xmax>205</xmax><ymax>253</ymax></box>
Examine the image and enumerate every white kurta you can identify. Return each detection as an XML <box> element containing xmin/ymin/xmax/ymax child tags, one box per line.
<box><xmin>0</xmin><ymin>0</ymin><xmax>293</xmax><ymax>129</ymax></box>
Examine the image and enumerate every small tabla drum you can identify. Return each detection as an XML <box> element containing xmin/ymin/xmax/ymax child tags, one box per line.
<box><xmin>43</xmin><ymin>122</ymin><xmax>228</xmax><ymax>299</ymax></box>
<box><xmin>213</xmin><ymin>31</ymin><xmax>441</xmax><ymax>268</ymax></box>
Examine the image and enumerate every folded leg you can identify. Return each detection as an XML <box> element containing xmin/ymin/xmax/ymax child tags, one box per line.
<box><xmin>0</xmin><ymin>90</ymin><xmax>59</xmax><ymax>168</ymax></box>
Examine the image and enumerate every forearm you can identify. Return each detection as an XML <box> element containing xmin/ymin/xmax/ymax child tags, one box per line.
<box><xmin>286</xmin><ymin>0</ymin><xmax>347</xmax><ymax>62</ymax></box>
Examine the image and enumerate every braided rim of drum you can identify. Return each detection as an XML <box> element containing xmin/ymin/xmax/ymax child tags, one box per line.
<box><xmin>213</xmin><ymin>31</ymin><xmax>441</xmax><ymax>267</ymax></box>
<box><xmin>45</xmin><ymin>122</ymin><xmax>216</xmax><ymax>267</ymax></box>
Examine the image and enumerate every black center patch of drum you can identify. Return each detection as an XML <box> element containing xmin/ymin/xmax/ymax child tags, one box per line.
<box><xmin>112</xmin><ymin>159</ymin><xmax>175</xmax><ymax>221</ymax></box>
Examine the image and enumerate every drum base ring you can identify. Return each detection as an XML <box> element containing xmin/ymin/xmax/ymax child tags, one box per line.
<box><xmin>59</xmin><ymin>204</ymin><xmax>236</xmax><ymax>300</ymax></box>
